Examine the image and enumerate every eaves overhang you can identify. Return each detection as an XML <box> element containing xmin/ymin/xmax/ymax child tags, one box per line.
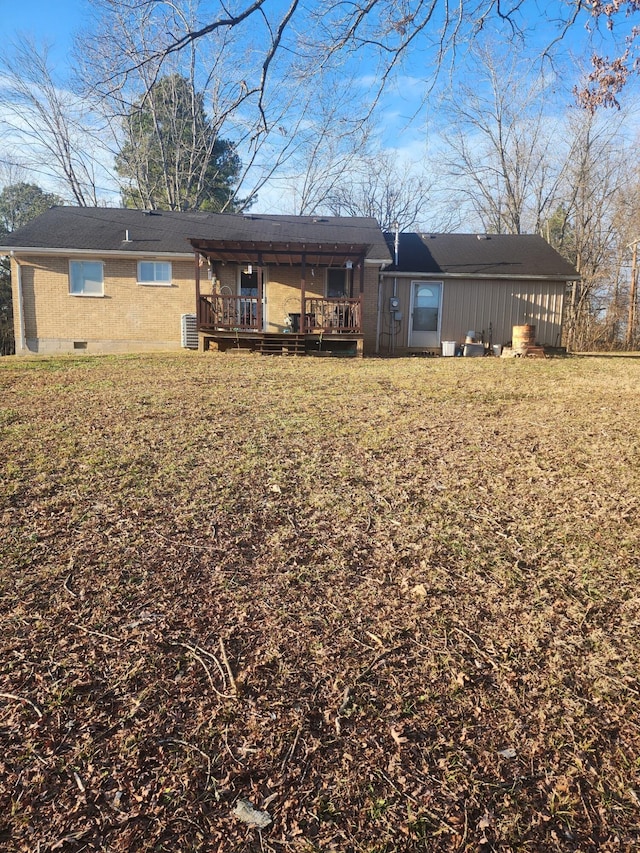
<box><xmin>383</xmin><ymin>270</ymin><xmax>581</xmax><ymax>281</ymax></box>
<box><xmin>0</xmin><ymin>247</ymin><xmax>194</xmax><ymax>259</ymax></box>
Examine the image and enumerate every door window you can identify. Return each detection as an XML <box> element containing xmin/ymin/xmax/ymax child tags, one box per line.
<box><xmin>412</xmin><ymin>283</ymin><xmax>440</xmax><ymax>332</ymax></box>
<box><xmin>240</xmin><ymin>269</ymin><xmax>258</xmax><ymax>326</ymax></box>
<box><xmin>327</xmin><ymin>268</ymin><xmax>348</xmax><ymax>298</ymax></box>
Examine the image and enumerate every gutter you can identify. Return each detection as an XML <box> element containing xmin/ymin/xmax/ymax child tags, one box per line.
<box><xmin>0</xmin><ymin>246</ymin><xmax>194</xmax><ymax>260</ymax></box>
<box><xmin>383</xmin><ymin>271</ymin><xmax>580</xmax><ymax>282</ymax></box>
<box><xmin>0</xmin><ymin>245</ymin><xmax>396</xmax><ymax>268</ymax></box>
<box><xmin>10</xmin><ymin>252</ymin><xmax>26</xmax><ymax>354</ymax></box>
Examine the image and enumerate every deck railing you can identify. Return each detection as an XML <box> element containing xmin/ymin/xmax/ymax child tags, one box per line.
<box><xmin>302</xmin><ymin>297</ymin><xmax>362</xmax><ymax>333</ymax></box>
<box><xmin>198</xmin><ymin>294</ymin><xmax>362</xmax><ymax>334</ymax></box>
<box><xmin>198</xmin><ymin>294</ymin><xmax>260</xmax><ymax>331</ymax></box>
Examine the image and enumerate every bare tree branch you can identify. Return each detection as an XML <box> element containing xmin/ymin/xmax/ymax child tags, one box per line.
<box><xmin>0</xmin><ymin>39</ymin><xmax>110</xmax><ymax>204</ymax></box>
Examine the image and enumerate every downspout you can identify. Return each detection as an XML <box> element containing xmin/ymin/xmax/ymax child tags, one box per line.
<box><xmin>300</xmin><ymin>253</ymin><xmax>306</xmax><ymax>332</ymax></box>
<box><xmin>256</xmin><ymin>253</ymin><xmax>264</xmax><ymax>332</ymax></box>
<box><xmin>376</xmin><ymin>271</ymin><xmax>383</xmax><ymax>354</ymax></box>
<box><xmin>194</xmin><ymin>250</ymin><xmax>202</xmax><ymax>331</ymax></box>
<box><xmin>392</xmin><ymin>222</ymin><xmax>399</xmax><ymax>355</ymax></box>
<box><xmin>10</xmin><ymin>252</ymin><xmax>26</xmax><ymax>354</ymax></box>
<box><xmin>358</xmin><ymin>253</ymin><xmax>365</xmax><ymax>340</ymax></box>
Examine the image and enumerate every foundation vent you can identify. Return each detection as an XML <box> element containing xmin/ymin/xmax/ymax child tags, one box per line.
<box><xmin>181</xmin><ymin>313</ymin><xmax>198</xmax><ymax>349</ymax></box>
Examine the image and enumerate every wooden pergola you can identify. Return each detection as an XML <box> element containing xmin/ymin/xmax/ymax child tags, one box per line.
<box><xmin>190</xmin><ymin>237</ymin><xmax>369</xmax><ymax>336</ymax></box>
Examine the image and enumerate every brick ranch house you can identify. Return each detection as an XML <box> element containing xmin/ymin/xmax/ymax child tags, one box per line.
<box><xmin>1</xmin><ymin>207</ymin><xmax>578</xmax><ymax>356</ymax></box>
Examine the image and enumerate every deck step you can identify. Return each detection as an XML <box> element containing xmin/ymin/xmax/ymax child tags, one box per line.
<box><xmin>258</xmin><ymin>334</ymin><xmax>306</xmax><ymax>355</ymax></box>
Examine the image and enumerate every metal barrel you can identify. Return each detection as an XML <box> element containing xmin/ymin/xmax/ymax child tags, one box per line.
<box><xmin>512</xmin><ymin>324</ymin><xmax>536</xmax><ymax>353</ymax></box>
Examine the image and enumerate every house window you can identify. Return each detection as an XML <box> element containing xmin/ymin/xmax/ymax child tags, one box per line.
<box><xmin>327</xmin><ymin>268</ymin><xmax>349</xmax><ymax>298</ymax></box>
<box><xmin>69</xmin><ymin>260</ymin><xmax>104</xmax><ymax>296</ymax></box>
<box><xmin>138</xmin><ymin>261</ymin><xmax>172</xmax><ymax>285</ymax></box>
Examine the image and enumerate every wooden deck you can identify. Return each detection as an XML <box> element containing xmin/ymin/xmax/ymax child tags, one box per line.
<box><xmin>201</xmin><ymin>331</ymin><xmax>363</xmax><ymax>357</ymax></box>
<box><xmin>198</xmin><ymin>293</ymin><xmax>364</xmax><ymax>356</ymax></box>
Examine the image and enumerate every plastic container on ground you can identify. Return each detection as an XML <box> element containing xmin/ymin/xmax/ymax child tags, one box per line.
<box><xmin>441</xmin><ymin>340</ymin><xmax>456</xmax><ymax>357</ymax></box>
<box><xmin>463</xmin><ymin>343</ymin><xmax>485</xmax><ymax>357</ymax></box>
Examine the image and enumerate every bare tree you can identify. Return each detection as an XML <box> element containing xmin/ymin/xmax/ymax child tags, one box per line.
<box><xmin>612</xmin><ymin>170</ymin><xmax>640</xmax><ymax>349</ymax></box>
<box><xmin>439</xmin><ymin>43</ymin><xmax>636</xmax><ymax>351</ymax></box>
<box><xmin>321</xmin><ymin>151</ymin><xmax>434</xmax><ymax>231</ymax></box>
<box><xmin>71</xmin><ymin>1</ymin><xmax>640</xmax><ymax>221</ymax></box>
<box><xmin>78</xmin><ymin>1</ymin><xmax>380</xmax><ymax>212</ymax></box>
<box><xmin>254</xmin><ymin>75</ymin><xmax>376</xmax><ymax>217</ymax></box>
<box><xmin>441</xmin><ymin>45</ymin><xmax>566</xmax><ymax>235</ymax></box>
<box><xmin>0</xmin><ymin>39</ymin><xmax>110</xmax><ymax>205</ymax></box>
<box><xmin>547</xmin><ymin>108</ymin><xmax>630</xmax><ymax>351</ymax></box>
<box><xmin>80</xmin><ymin>1</ymin><xmax>640</xmax><ymax>115</ymax></box>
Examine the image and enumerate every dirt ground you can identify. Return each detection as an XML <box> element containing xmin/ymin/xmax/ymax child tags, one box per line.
<box><xmin>1</xmin><ymin>352</ymin><xmax>639</xmax><ymax>851</ymax></box>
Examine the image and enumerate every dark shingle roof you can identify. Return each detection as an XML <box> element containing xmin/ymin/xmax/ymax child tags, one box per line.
<box><xmin>1</xmin><ymin>209</ymin><xmax>578</xmax><ymax>279</ymax></box>
<box><xmin>385</xmin><ymin>232</ymin><xmax>578</xmax><ymax>279</ymax></box>
<box><xmin>0</xmin><ymin>206</ymin><xmax>391</xmax><ymax>262</ymax></box>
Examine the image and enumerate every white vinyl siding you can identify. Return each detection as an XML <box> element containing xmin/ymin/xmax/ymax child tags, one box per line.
<box><xmin>378</xmin><ymin>275</ymin><xmax>566</xmax><ymax>352</ymax></box>
<box><xmin>439</xmin><ymin>279</ymin><xmax>566</xmax><ymax>348</ymax></box>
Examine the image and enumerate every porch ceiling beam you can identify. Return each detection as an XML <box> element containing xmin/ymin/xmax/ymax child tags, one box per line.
<box><xmin>188</xmin><ymin>238</ymin><xmax>369</xmax><ymax>268</ymax></box>
<box><xmin>192</xmin><ymin>247</ymin><xmax>365</xmax><ymax>259</ymax></box>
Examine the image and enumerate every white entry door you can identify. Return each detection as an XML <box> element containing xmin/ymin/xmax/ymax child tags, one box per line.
<box><xmin>409</xmin><ymin>281</ymin><xmax>442</xmax><ymax>348</ymax></box>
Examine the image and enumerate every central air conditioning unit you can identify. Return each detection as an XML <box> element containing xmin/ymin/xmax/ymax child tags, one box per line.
<box><xmin>181</xmin><ymin>313</ymin><xmax>198</xmax><ymax>349</ymax></box>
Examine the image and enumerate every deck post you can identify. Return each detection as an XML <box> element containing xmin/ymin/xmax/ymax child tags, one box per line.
<box><xmin>300</xmin><ymin>253</ymin><xmax>306</xmax><ymax>333</ymax></box>
<box><xmin>257</xmin><ymin>254</ymin><xmax>264</xmax><ymax>331</ymax></box>
<box><xmin>195</xmin><ymin>252</ymin><xmax>202</xmax><ymax>329</ymax></box>
<box><xmin>358</xmin><ymin>253</ymin><xmax>365</xmax><ymax>333</ymax></box>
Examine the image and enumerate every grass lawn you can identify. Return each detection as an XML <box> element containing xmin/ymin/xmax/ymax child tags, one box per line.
<box><xmin>1</xmin><ymin>352</ymin><xmax>640</xmax><ymax>851</ymax></box>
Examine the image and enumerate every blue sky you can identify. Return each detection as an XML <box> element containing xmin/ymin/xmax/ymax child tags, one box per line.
<box><xmin>3</xmin><ymin>0</ymin><xmax>634</xmax><ymax>76</ymax></box>
<box><xmin>3</xmin><ymin>0</ymin><xmax>87</xmax><ymax>59</ymax></box>
<box><xmin>2</xmin><ymin>0</ymin><xmax>639</xmax><ymax>214</ymax></box>
<box><xmin>4</xmin><ymin>1</ymin><xmax>637</xmax><ymax>113</ymax></box>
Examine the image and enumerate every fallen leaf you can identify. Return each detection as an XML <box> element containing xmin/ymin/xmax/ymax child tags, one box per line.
<box><xmin>232</xmin><ymin>798</ymin><xmax>272</xmax><ymax>828</ymax></box>
<box><xmin>498</xmin><ymin>747</ymin><xmax>517</xmax><ymax>759</ymax></box>
<box><xmin>390</xmin><ymin>725</ymin><xmax>408</xmax><ymax>745</ymax></box>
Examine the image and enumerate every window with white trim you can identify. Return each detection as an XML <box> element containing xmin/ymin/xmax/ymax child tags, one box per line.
<box><xmin>69</xmin><ymin>260</ymin><xmax>104</xmax><ymax>296</ymax></box>
<box><xmin>137</xmin><ymin>261</ymin><xmax>172</xmax><ymax>285</ymax></box>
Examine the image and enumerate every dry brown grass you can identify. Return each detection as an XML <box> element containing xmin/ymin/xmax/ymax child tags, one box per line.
<box><xmin>1</xmin><ymin>352</ymin><xmax>640</xmax><ymax>852</ymax></box>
